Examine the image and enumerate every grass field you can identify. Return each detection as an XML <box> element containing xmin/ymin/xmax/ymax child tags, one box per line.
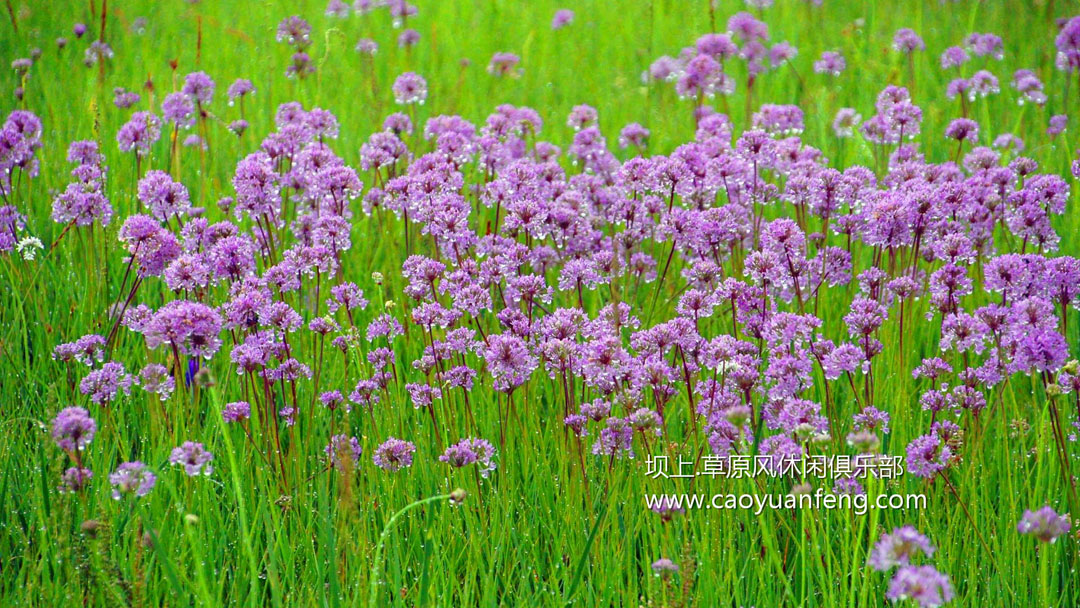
<box><xmin>1</xmin><ymin>0</ymin><xmax>1079</xmax><ymax>606</ymax></box>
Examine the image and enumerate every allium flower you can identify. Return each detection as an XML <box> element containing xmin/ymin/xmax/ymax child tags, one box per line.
<box><xmin>113</xmin><ymin>87</ymin><xmax>141</xmax><ymax>108</ymax></box>
<box><xmin>286</xmin><ymin>52</ymin><xmax>315</xmax><ymax>79</ymax></box>
<box><xmin>138</xmin><ymin>170</ymin><xmax>191</xmax><ymax>221</ymax></box>
<box><xmin>392</xmin><ymin>72</ymin><xmax>428</xmax><ymax>105</ymax></box>
<box><xmin>53</xmin><ymin>334</ymin><xmax>106</xmax><ymax>366</ymax></box>
<box><xmin>169</xmin><ymin>441</ymin><xmax>214</xmax><ymax>476</ymax></box>
<box><xmin>276</xmin><ymin>16</ymin><xmax>312</xmax><ymax>49</ymax></box>
<box><xmin>618</xmin><ymin>123</ymin><xmax>650</xmax><ymax>149</ymax></box>
<box><xmin>355</xmin><ymin>38</ymin><xmax>378</xmax><ymax>55</ymax></box>
<box><xmin>227</xmin><ymin>79</ymin><xmax>255</xmax><ymax>103</ymax></box>
<box><xmin>143</xmin><ymin>300</ymin><xmax>223</xmax><ymax>359</ymax></box>
<box><xmin>117</xmin><ymin>112</ymin><xmax>162</xmax><ymax>156</ymax></box>
<box><xmin>869</xmin><ymin>526</ymin><xmax>935</xmax><ymax>571</ymax></box>
<box><xmin>1047</xmin><ymin>114</ymin><xmax>1068</xmax><ymax>137</ymax></box>
<box><xmin>59</xmin><ymin>467</ymin><xmax>93</xmax><ymax>493</ymax></box>
<box><xmin>893</xmin><ymin>28</ymin><xmax>925</xmax><ymax>53</ymax></box>
<box><xmin>484</xmin><ymin>333</ymin><xmax>538</xmax><ymax>392</ymax></box>
<box><xmin>373</xmin><ymin>437</ymin><xmax>417</xmax><ymax>472</ymax></box>
<box><xmin>651</xmin><ymin>558</ymin><xmax>679</xmax><ymax>577</ymax></box>
<box><xmin>905</xmin><ymin>434</ymin><xmax>950</xmax><ymax>478</ymax></box>
<box><xmin>1017</xmin><ymin>506</ymin><xmax>1071</xmax><ymax>543</ymax></box>
<box><xmin>325</xmin><ymin>435</ymin><xmax>362</xmax><ymax>469</ymax></box>
<box><xmin>940</xmin><ymin>46</ymin><xmax>969</xmax><ymax>69</ymax></box>
<box><xmin>551</xmin><ymin>9</ymin><xmax>574</xmax><ymax>30</ymax></box>
<box><xmin>886</xmin><ymin>565</ymin><xmax>954</xmax><ymax>608</ymax></box>
<box><xmin>567</xmin><ymin>104</ymin><xmax>598</xmax><ymax>130</ymax></box>
<box><xmin>222</xmin><ymin>401</ymin><xmax>251</xmax><ymax>423</ymax></box>
<box><xmin>83</xmin><ymin>40</ymin><xmax>113</xmax><ymax>67</ymax></box>
<box><xmin>109</xmin><ymin>461</ymin><xmax>157</xmax><ymax>499</ymax></box>
<box><xmin>944</xmin><ymin>118</ymin><xmax>978</xmax><ymax>142</ymax></box>
<box><xmin>813</xmin><ymin>51</ymin><xmax>846</xmax><ymax>76</ymax></box>
<box><xmin>182</xmin><ymin>71</ymin><xmax>215</xmax><ymax>106</ymax></box>
<box><xmin>162</xmin><ymin>92</ymin><xmax>196</xmax><ymax>128</ymax></box>
<box><xmin>832</xmin><ymin>108</ymin><xmax>861</xmax><ymax>138</ymax></box>
<box><xmin>488</xmin><ymin>52</ymin><xmax>522</xmax><ymax>77</ymax></box>
<box><xmin>139</xmin><ymin>363</ymin><xmax>175</xmax><ymax>401</ymax></box>
<box><xmin>439</xmin><ymin>437</ymin><xmax>497</xmax><ymax>477</ymax></box>
<box><xmin>80</xmin><ymin>362</ymin><xmax>134</xmax><ymax>404</ymax></box>
<box><xmin>591</xmin><ymin>417</ymin><xmax>635</xmax><ymax>459</ymax></box>
<box><xmin>397</xmin><ymin>29</ymin><xmax>420</xmax><ymax>48</ymax></box>
<box><xmin>52</xmin><ymin>407</ymin><xmax>97</xmax><ymax>452</ymax></box>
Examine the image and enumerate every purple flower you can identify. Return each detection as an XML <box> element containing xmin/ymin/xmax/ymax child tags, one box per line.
<box><xmin>1017</xmin><ymin>506</ymin><xmax>1071</xmax><ymax>543</ymax></box>
<box><xmin>940</xmin><ymin>46</ymin><xmax>969</xmax><ymax>69</ymax></box>
<box><xmin>373</xmin><ymin>437</ymin><xmax>417</xmax><ymax>472</ymax></box>
<box><xmin>52</xmin><ymin>407</ymin><xmax>96</xmax><ymax>452</ymax></box>
<box><xmin>869</xmin><ymin>526</ymin><xmax>935</xmax><ymax>571</ymax></box>
<box><xmin>109</xmin><ymin>461</ymin><xmax>157</xmax><ymax>499</ymax></box>
<box><xmin>139</xmin><ymin>363</ymin><xmax>175</xmax><ymax>401</ymax></box>
<box><xmin>59</xmin><ymin>467</ymin><xmax>93</xmax><ymax>493</ymax></box>
<box><xmin>227</xmin><ymin>79</ymin><xmax>255</xmax><ymax>103</ymax></box>
<box><xmin>169</xmin><ymin>441</ymin><xmax>214</xmax><ymax>476</ymax></box>
<box><xmin>276</xmin><ymin>16</ymin><xmax>312</xmax><ymax>49</ymax></box>
<box><xmin>162</xmin><ymin>92</ymin><xmax>196</xmax><ymax>128</ymax></box>
<box><xmin>651</xmin><ymin>558</ymin><xmax>679</xmax><ymax>577</ymax></box>
<box><xmin>392</xmin><ymin>72</ymin><xmax>427</xmax><ymax>105</ymax></box>
<box><xmin>484</xmin><ymin>333</ymin><xmax>538</xmax><ymax>393</ymax></box>
<box><xmin>886</xmin><ymin>565</ymin><xmax>954</xmax><ymax>608</ymax></box>
<box><xmin>117</xmin><ymin>112</ymin><xmax>162</xmax><ymax>156</ymax></box>
<box><xmin>143</xmin><ymin>300</ymin><xmax>223</xmax><ymax>359</ymax></box>
<box><xmin>53</xmin><ymin>334</ymin><xmax>106</xmax><ymax>366</ymax></box>
<box><xmin>439</xmin><ymin>437</ymin><xmax>497</xmax><ymax>477</ymax></box>
<box><xmin>223</xmin><ymin>401</ymin><xmax>251</xmax><ymax>423</ymax></box>
<box><xmin>893</xmin><ymin>28</ymin><xmax>925</xmax><ymax>53</ymax></box>
<box><xmin>325</xmin><ymin>435</ymin><xmax>362</xmax><ymax>469</ymax></box>
<box><xmin>832</xmin><ymin>108</ymin><xmax>861</xmax><ymax>138</ymax></box>
<box><xmin>1047</xmin><ymin>114</ymin><xmax>1068</xmax><ymax>137</ymax></box>
<box><xmin>551</xmin><ymin>9</ymin><xmax>574</xmax><ymax>30</ymax></box>
<box><xmin>944</xmin><ymin>118</ymin><xmax>979</xmax><ymax>142</ymax></box>
<box><xmin>80</xmin><ymin>362</ymin><xmax>134</xmax><ymax>404</ymax></box>
<box><xmin>813</xmin><ymin>51</ymin><xmax>846</xmax><ymax>76</ymax></box>
<box><xmin>182</xmin><ymin>71</ymin><xmax>215</xmax><ymax>106</ymax></box>
<box><xmin>397</xmin><ymin>29</ymin><xmax>420</xmax><ymax>48</ymax></box>
<box><xmin>488</xmin><ymin>52</ymin><xmax>521</xmax><ymax>77</ymax></box>
<box><xmin>138</xmin><ymin>170</ymin><xmax>191</xmax><ymax>221</ymax></box>
<box><xmin>905</xmin><ymin>434</ymin><xmax>951</xmax><ymax>478</ymax></box>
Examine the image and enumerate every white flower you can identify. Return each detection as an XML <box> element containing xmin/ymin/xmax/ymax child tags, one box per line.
<box><xmin>16</xmin><ymin>236</ymin><xmax>43</xmax><ymax>260</ymax></box>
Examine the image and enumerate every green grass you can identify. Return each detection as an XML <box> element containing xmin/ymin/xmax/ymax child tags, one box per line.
<box><xmin>1</xmin><ymin>0</ymin><xmax>1078</xmax><ymax>606</ymax></box>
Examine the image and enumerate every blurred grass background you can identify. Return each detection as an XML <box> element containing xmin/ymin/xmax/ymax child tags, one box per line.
<box><xmin>0</xmin><ymin>0</ymin><xmax>1077</xmax><ymax>606</ymax></box>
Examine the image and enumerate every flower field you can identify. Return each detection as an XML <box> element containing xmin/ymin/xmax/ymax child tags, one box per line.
<box><xmin>1</xmin><ymin>1</ymin><xmax>1079</xmax><ymax>606</ymax></box>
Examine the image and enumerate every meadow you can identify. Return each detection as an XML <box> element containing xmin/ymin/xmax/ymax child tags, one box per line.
<box><xmin>0</xmin><ymin>0</ymin><xmax>1079</xmax><ymax>606</ymax></box>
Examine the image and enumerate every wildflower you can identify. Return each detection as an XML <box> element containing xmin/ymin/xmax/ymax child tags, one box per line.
<box><xmin>325</xmin><ymin>435</ymin><xmax>362</xmax><ymax>469</ymax></box>
<box><xmin>813</xmin><ymin>51</ymin><xmax>846</xmax><ymax>76</ymax></box>
<box><xmin>79</xmin><ymin>362</ymin><xmax>134</xmax><ymax>404</ymax></box>
<box><xmin>59</xmin><ymin>467</ymin><xmax>93</xmax><ymax>493</ymax></box>
<box><xmin>15</xmin><ymin>236</ymin><xmax>42</xmax><ymax>260</ymax></box>
<box><xmin>488</xmin><ymin>52</ymin><xmax>522</xmax><ymax>77</ymax></box>
<box><xmin>905</xmin><ymin>434</ymin><xmax>950</xmax><ymax>478</ymax></box>
<box><xmin>439</xmin><ymin>437</ymin><xmax>497</xmax><ymax>477</ymax></box>
<box><xmin>651</xmin><ymin>558</ymin><xmax>679</xmax><ymax>578</ymax></box>
<box><xmin>52</xmin><ymin>407</ymin><xmax>97</xmax><ymax>452</ymax></box>
<box><xmin>222</xmin><ymin>401</ymin><xmax>251</xmax><ymax>423</ymax></box>
<box><xmin>886</xmin><ymin>565</ymin><xmax>954</xmax><ymax>608</ymax></box>
<box><xmin>869</xmin><ymin>526</ymin><xmax>935</xmax><ymax>571</ymax></box>
<box><xmin>1017</xmin><ymin>506</ymin><xmax>1071</xmax><ymax>543</ymax></box>
<box><xmin>551</xmin><ymin>9</ymin><xmax>574</xmax><ymax>30</ymax></box>
<box><xmin>110</xmin><ymin>462</ymin><xmax>157</xmax><ymax>499</ymax></box>
<box><xmin>169</xmin><ymin>441</ymin><xmax>214</xmax><ymax>476</ymax></box>
<box><xmin>392</xmin><ymin>72</ymin><xmax>428</xmax><ymax>105</ymax></box>
<box><xmin>373</xmin><ymin>438</ymin><xmax>417</xmax><ymax>472</ymax></box>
